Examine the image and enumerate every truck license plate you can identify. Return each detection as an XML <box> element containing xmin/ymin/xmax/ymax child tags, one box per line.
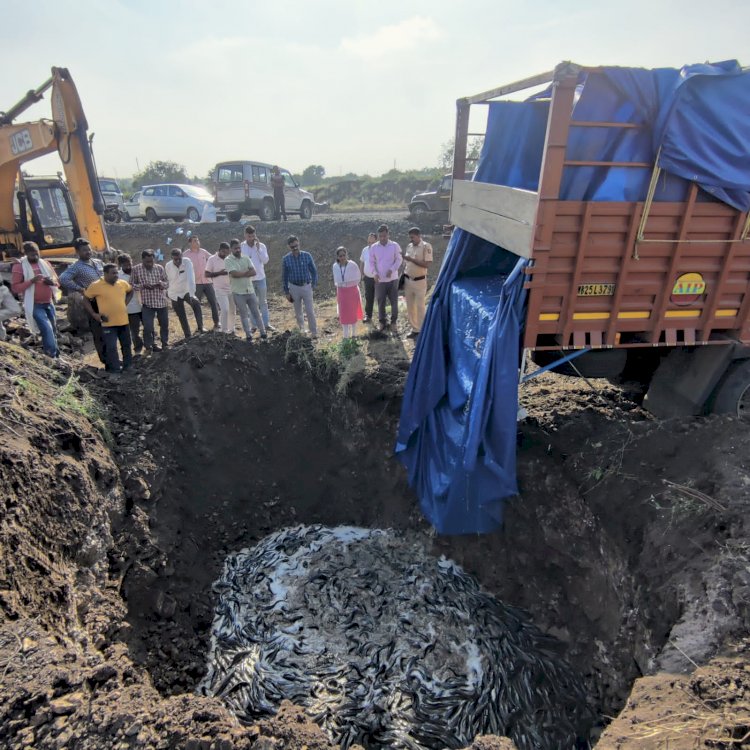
<box><xmin>577</xmin><ymin>283</ymin><xmax>615</xmax><ymax>297</ymax></box>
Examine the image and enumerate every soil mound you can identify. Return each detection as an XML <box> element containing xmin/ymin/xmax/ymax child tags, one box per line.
<box><xmin>2</xmin><ymin>333</ymin><xmax>750</xmax><ymax>748</ymax></box>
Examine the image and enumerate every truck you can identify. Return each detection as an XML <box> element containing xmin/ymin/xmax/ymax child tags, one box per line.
<box><xmin>449</xmin><ymin>61</ymin><xmax>750</xmax><ymax>420</ymax></box>
<box><xmin>0</xmin><ymin>67</ymin><xmax>109</xmax><ymax>263</ymax></box>
<box><xmin>396</xmin><ymin>60</ymin><xmax>750</xmax><ymax>535</ymax></box>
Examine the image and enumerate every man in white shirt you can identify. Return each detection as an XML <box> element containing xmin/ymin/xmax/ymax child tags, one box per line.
<box><xmin>205</xmin><ymin>242</ymin><xmax>236</xmax><ymax>333</ymax></box>
<box><xmin>359</xmin><ymin>232</ymin><xmax>377</xmax><ymax>323</ymax></box>
<box><xmin>117</xmin><ymin>254</ymin><xmax>143</xmax><ymax>352</ymax></box>
<box><xmin>165</xmin><ymin>248</ymin><xmax>204</xmax><ymax>339</ymax></box>
<box><xmin>241</xmin><ymin>225</ymin><xmax>273</xmax><ymax>331</ymax></box>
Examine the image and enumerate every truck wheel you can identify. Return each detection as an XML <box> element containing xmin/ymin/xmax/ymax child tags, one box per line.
<box><xmin>227</xmin><ymin>211</ymin><xmax>242</xmax><ymax>222</ymax></box>
<box><xmin>709</xmin><ymin>359</ymin><xmax>750</xmax><ymax>419</ymax></box>
<box><xmin>300</xmin><ymin>200</ymin><xmax>313</xmax><ymax>220</ymax></box>
<box><xmin>259</xmin><ymin>200</ymin><xmax>275</xmax><ymax>221</ymax></box>
<box><xmin>145</xmin><ymin>208</ymin><xmax>159</xmax><ymax>223</ymax></box>
<box><xmin>410</xmin><ymin>203</ymin><xmax>428</xmax><ymax>219</ymax></box>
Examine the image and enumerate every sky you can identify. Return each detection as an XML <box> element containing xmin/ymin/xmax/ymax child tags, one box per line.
<box><xmin>1</xmin><ymin>0</ymin><xmax>748</xmax><ymax>182</ymax></box>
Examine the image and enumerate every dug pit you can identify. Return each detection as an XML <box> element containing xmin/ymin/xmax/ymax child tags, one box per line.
<box><xmin>2</xmin><ymin>333</ymin><xmax>750</xmax><ymax>748</ymax></box>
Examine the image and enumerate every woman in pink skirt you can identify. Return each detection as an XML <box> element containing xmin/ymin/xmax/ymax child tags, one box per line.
<box><xmin>332</xmin><ymin>246</ymin><xmax>363</xmax><ymax>338</ymax></box>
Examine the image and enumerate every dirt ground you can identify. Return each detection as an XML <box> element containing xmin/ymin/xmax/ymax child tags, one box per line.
<box><xmin>1</xmin><ymin>217</ymin><xmax>750</xmax><ymax>749</ymax></box>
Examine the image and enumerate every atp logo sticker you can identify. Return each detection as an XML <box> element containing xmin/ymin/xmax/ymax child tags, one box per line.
<box><xmin>670</xmin><ymin>272</ymin><xmax>706</xmax><ymax>306</ymax></box>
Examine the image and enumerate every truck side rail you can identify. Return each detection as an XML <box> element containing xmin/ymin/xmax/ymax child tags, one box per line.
<box><xmin>451</xmin><ymin>63</ymin><xmax>750</xmax><ymax>352</ymax></box>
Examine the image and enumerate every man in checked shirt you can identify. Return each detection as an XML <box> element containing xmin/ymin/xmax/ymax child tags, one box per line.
<box><xmin>282</xmin><ymin>235</ymin><xmax>318</xmax><ymax>338</ymax></box>
<box><xmin>130</xmin><ymin>249</ymin><xmax>170</xmax><ymax>353</ymax></box>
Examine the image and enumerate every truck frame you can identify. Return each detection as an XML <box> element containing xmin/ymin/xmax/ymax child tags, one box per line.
<box><xmin>451</xmin><ymin>62</ymin><xmax>750</xmax><ymax>418</ymax></box>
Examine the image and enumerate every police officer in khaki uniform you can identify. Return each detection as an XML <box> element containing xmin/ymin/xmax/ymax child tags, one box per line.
<box><xmin>403</xmin><ymin>227</ymin><xmax>433</xmax><ymax>338</ymax></box>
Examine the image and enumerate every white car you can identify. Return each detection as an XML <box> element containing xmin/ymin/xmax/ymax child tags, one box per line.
<box><xmin>122</xmin><ymin>191</ymin><xmax>143</xmax><ymax>221</ymax></box>
<box><xmin>138</xmin><ymin>184</ymin><xmax>215</xmax><ymax>223</ymax></box>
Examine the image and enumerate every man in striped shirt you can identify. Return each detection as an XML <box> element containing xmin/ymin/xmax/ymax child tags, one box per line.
<box><xmin>282</xmin><ymin>235</ymin><xmax>318</xmax><ymax>338</ymax></box>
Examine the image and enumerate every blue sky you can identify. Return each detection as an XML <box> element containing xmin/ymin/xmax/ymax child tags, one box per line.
<box><xmin>1</xmin><ymin>0</ymin><xmax>748</xmax><ymax>180</ymax></box>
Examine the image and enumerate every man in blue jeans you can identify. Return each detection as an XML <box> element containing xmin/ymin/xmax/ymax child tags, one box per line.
<box><xmin>10</xmin><ymin>242</ymin><xmax>61</xmax><ymax>358</ymax></box>
<box><xmin>82</xmin><ymin>264</ymin><xmax>134</xmax><ymax>374</ymax></box>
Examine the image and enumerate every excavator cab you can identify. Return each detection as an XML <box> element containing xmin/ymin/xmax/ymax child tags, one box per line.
<box><xmin>15</xmin><ymin>175</ymin><xmax>78</xmax><ymax>249</ymax></box>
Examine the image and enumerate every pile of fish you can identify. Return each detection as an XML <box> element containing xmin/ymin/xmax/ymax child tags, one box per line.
<box><xmin>199</xmin><ymin>525</ymin><xmax>590</xmax><ymax>750</ymax></box>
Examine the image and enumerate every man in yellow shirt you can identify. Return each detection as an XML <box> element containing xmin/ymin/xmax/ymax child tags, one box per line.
<box><xmin>83</xmin><ymin>263</ymin><xmax>134</xmax><ymax>374</ymax></box>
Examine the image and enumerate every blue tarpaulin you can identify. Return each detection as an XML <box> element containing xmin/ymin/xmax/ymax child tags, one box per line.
<box><xmin>396</xmin><ymin>61</ymin><xmax>750</xmax><ymax>535</ymax></box>
<box><xmin>395</xmin><ymin>230</ymin><xmax>524</xmax><ymax>534</ymax></box>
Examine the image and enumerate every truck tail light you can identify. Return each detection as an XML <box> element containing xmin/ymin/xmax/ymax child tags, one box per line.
<box><xmin>244</xmin><ymin>180</ymin><xmax>250</xmax><ymax>199</ymax></box>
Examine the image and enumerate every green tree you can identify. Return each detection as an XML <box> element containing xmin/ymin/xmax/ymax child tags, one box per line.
<box><xmin>439</xmin><ymin>137</ymin><xmax>483</xmax><ymax>171</ymax></box>
<box><xmin>300</xmin><ymin>164</ymin><xmax>326</xmax><ymax>186</ymax></box>
<box><xmin>132</xmin><ymin>160</ymin><xmax>190</xmax><ymax>188</ymax></box>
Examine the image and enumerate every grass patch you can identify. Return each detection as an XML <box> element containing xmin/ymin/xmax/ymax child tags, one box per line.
<box><xmin>284</xmin><ymin>332</ymin><xmax>366</xmax><ymax>394</ymax></box>
<box><xmin>12</xmin><ymin>376</ymin><xmax>41</xmax><ymax>397</ymax></box>
<box><xmin>54</xmin><ymin>375</ymin><xmax>113</xmax><ymax>446</ymax></box>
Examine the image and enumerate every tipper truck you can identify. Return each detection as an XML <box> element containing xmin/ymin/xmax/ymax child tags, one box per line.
<box><xmin>397</xmin><ymin>60</ymin><xmax>750</xmax><ymax>535</ymax></box>
<box><xmin>450</xmin><ymin>61</ymin><xmax>750</xmax><ymax>419</ymax></box>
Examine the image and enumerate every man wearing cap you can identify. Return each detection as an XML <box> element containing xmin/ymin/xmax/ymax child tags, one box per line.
<box><xmin>403</xmin><ymin>227</ymin><xmax>433</xmax><ymax>338</ymax></box>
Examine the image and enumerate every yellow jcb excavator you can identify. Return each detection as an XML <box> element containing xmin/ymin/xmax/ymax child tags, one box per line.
<box><xmin>0</xmin><ymin>66</ymin><xmax>109</xmax><ymax>262</ymax></box>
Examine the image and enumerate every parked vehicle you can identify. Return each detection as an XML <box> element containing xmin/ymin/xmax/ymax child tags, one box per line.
<box><xmin>448</xmin><ymin>61</ymin><xmax>750</xmax><ymax>419</ymax></box>
<box><xmin>213</xmin><ymin>161</ymin><xmax>314</xmax><ymax>221</ymax></box>
<box><xmin>397</xmin><ymin>60</ymin><xmax>750</xmax><ymax>536</ymax></box>
<box><xmin>139</xmin><ymin>183</ymin><xmax>214</xmax><ymax>223</ymax></box>
<box><xmin>122</xmin><ymin>191</ymin><xmax>142</xmax><ymax>221</ymax></box>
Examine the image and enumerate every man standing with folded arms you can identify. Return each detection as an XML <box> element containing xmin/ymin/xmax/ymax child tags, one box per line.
<box><xmin>225</xmin><ymin>239</ymin><xmax>267</xmax><ymax>342</ymax></box>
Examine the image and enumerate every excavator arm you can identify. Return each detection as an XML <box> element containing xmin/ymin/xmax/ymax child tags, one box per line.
<box><xmin>0</xmin><ymin>67</ymin><xmax>108</xmax><ymax>257</ymax></box>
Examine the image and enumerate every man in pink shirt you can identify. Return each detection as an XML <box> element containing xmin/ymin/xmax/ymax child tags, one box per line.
<box><xmin>183</xmin><ymin>235</ymin><xmax>219</xmax><ymax>329</ymax></box>
<box><xmin>369</xmin><ymin>223</ymin><xmax>403</xmax><ymax>333</ymax></box>
<box><xmin>10</xmin><ymin>242</ymin><xmax>61</xmax><ymax>357</ymax></box>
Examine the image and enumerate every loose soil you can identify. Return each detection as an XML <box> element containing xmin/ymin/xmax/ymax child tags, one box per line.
<box><xmin>1</xmin><ymin>217</ymin><xmax>749</xmax><ymax>749</ymax></box>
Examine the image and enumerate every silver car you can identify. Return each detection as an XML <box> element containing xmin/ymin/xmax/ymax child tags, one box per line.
<box><xmin>138</xmin><ymin>183</ymin><xmax>214</xmax><ymax>222</ymax></box>
<box><xmin>122</xmin><ymin>191</ymin><xmax>143</xmax><ymax>221</ymax></box>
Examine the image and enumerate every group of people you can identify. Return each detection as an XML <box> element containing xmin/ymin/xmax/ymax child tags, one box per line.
<box><xmin>0</xmin><ymin>222</ymin><xmax>434</xmax><ymax>373</ymax></box>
